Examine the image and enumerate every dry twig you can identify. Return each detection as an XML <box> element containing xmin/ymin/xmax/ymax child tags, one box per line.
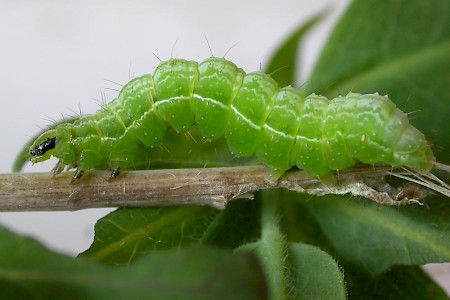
<box><xmin>0</xmin><ymin>165</ymin><xmax>441</xmax><ymax>211</ymax></box>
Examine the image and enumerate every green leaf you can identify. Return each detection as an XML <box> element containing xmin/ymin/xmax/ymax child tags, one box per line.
<box><xmin>303</xmin><ymin>0</ymin><xmax>450</xmax><ymax>163</ymax></box>
<box><xmin>199</xmin><ymin>197</ymin><xmax>261</xmax><ymax>248</ymax></box>
<box><xmin>264</xmin><ymin>11</ymin><xmax>327</xmax><ymax>86</ymax></box>
<box><xmin>80</xmin><ymin>206</ymin><xmax>218</xmax><ymax>263</ymax></box>
<box><xmin>306</xmin><ymin>0</ymin><xmax>450</xmax><ymax>95</ymax></box>
<box><xmin>81</xmin><ymin>199</ymin><xmax>261</xmax><ymax>264</ymax></box>
<box><xmin>287</xmin><ymin>243</ymin><xmax>347</xmax><ymax>300</ymax></box>
<box><xmin>303</xmin><ymin>195</ymin><xmax>450</xmax><ymax>274</ymax></box>
<box><xmin>0</xmin><ymin>226</ymin><xmax>267</xmax><ymax>299</ymax></box>
<box><xmin>345</xmin><ymin>265</ymin><xmax>449</xmax><ymax>299</ymax></box>
<box><xmin>237</xmin><ymin>191</ymin><xmax>346</xmax><ymax>300</ymax></box>
<box><xmin>277</xmin><ymin>190</ymin><xmax>335</xmax><ymax>250</ymax></box>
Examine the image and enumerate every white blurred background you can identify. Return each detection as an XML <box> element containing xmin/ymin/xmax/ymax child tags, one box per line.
<box><xmin>0</xmin><ymin>0</ymin><xmax>448</xmax><ymax>293</ymax></box>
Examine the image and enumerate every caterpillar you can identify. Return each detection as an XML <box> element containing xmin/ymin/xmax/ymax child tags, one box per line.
<box><xmin>29</xmin><ymin>57</ymin><xmax>435</xmax><ymax>181</ymax></box>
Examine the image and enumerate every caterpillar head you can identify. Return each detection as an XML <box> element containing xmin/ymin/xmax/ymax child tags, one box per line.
<box><xmin>29</xmin><ymin>130</ymin><xmax>57</xmax><ymax>164</ymax></box>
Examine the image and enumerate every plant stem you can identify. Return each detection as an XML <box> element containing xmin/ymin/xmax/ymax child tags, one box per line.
<box><xmin>259</xmin><ymin>190</ymin><xmax>289</xmax><ymax>299</ymax></box>
<box><xmin>0</xmin><ymin>165</ymin><xmax>436</xmax><ymax>211</ymax></box>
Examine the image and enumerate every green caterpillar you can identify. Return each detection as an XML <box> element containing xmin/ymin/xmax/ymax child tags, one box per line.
<box><xmin>29</xmin><ymin>57</ymin><xmax>435</xmax><ymax>181</ymax></box>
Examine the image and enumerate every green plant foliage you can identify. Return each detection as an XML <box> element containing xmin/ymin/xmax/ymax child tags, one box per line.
<box><xmin>265</xmin><ymin>12</ymin><xmax>327</xmax><ymax>87</ymax></box>
<box><xmin>236</xmin><ymin>191</ymin><xmax>347</xmax><ymax>299</ymax></box>
<box><xmin>80</xmin><ymin>206</ymin><xmax>218</xmax><ymax>263</ymax></box>
<box><xmin>304</xmin><ymin>195</ymin><xmax>450</xmax><ymax>274</ymax></box>
<box><xmin>286</xmin><ymin>243</ymin><xmax>347</xmax><ymax>300</ymax></box>
<box><xmin>0</xmin><ymin>227</ymin><xmax>267</xmax><ymax>299</ymax></box>
<box><xmin>343</xmin><ymin>264</ymin><xmax>449</xmax><ymax>299</ymax></box>
<box><xmin>81</xmin><ymin>199</ymin><xmax>261</xmax><ymax>264</ymax></box>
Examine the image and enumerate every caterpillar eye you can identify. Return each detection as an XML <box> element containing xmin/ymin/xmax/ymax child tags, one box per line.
<box><xmin>30</xmin><ymin>137</ymin><xmax>56</xmax><ymax>157</ymax></box>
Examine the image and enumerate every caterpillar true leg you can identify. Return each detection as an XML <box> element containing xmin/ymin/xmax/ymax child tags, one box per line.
<box><xmin>110</xmin><ymin>168</ymin><xmax>121</xmax><ymax>180</ymax></box>
<box><xmin>72</xmin><ymin>170</ymin><xmax>84</xmax><ymax>182</ymax></box>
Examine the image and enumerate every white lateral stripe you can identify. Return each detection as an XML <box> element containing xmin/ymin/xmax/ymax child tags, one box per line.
<box><xmin>230</xmin><ymin>105</ymin><xmax>261</xmax><ymax>130</ymax></box>
<box><xmin>296</xmin><ymin>135</ymin><xmax>319</xmax><ymax>143</ymax></box>
<box><xmin>193</xmin><ymin>94</ymin><xmax>229</xmax><ymax>110</ymax></box>
<box><xmin>263</xmin><ymin>124</ymin><xmax>293</xmax><ymax>139</ymax></box>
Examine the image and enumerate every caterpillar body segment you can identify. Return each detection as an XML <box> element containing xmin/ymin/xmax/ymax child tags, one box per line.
<box><xmin>29</xmin><ymin>57</ymin><xmax>435</xmax><ymax>180</ymax></box>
